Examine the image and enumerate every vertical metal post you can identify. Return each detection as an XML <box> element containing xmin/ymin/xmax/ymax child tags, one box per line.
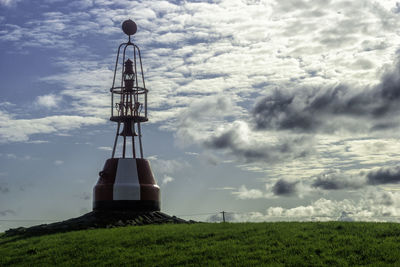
<box><xmin>111</xmin><ymin>122</ymin><xmax>121</xmax><ymax>158</ymax></box>
<box><xmin>111</xmin><ymin>90</ymin><xmax>114</xmax><ymax>117</ymax></box>
<box><xmin>221</xmin><ymin>211</ymin><xmax>226</xmax><ymax>223</ymax></box>
<box><xmin>132</xmin><ymin>123</ymin><xmax>136</xmax><ymax>158</ymax></box>
<box><xmin>130</xmin><ymin>93</ymin><xmax>133</xmax><ymax>116</ymax></box>
<box><xmin>133</xmin><ymin>46</ymin><xmax>139</xmax><ymax>105</ymax></box>
<box><xmin>111</xmin><ymin>43</ymin><xmax>125</xmax><ymax>89</ymax></box>
<box><xmin>138</xmin><ymin>122</ymin><xmax>143</xmax><ymax>158</ymax></box>
<box><xmin>145</xmin><ymin>89</ymin><xmax>147</xmax><ymax>118</ymax></box>
<box><xmin>136</xmin><ymin>46</ymin><xmax>147</xmax><ymax>118</ymax></box>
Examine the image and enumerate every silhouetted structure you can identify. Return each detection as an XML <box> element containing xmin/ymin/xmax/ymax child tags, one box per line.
<box><xmin>93</xmin><ymin>19</ymin><xmax>160</xmax><ymax>212</ymax></box>
<box><xmin>4</xmin><ymin>21</ymin><xmax>190</xmax><ymax>237</ymax></box>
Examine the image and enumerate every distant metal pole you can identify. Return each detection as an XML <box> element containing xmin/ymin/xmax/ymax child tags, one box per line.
<box><xmin>221</xmin><ymin>211</ymin><xmax>226</xmax><ymax>223</ymax></box>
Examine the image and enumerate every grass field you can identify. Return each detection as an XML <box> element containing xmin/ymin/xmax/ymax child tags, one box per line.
<box><xmin>1</xmin><ymin>222</ymin><xmax>400</xmax><ymax>266</ymax></box>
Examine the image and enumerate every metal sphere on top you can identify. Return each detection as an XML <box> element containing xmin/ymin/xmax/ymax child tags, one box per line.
<box><xmin>122</xmin><ymin>19</ymin><xmax>137</xmax><ymax>36</ymax></box>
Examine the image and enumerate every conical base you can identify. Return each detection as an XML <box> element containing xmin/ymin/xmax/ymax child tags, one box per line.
<box><xmin>93</xmin><ymin>158</ymin><xmax>160</xmax><ymax>212</ymax></box>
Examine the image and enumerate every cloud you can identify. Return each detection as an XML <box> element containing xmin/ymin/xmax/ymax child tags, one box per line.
<box><xmin>150</xmin><ymin>157</ymin><xmax>188</xmax><ymax>175</ymax></box>
<box><xmin>0</xmin><ymin>102</ymin><xmax>15</xmax><ymax>108</ymax></box>
<box><xmin>97</xmin><ymin>146</ymin><xmax>112</xmax><ymax>151</ymax></box>
<box><xmin>34</xmin><ymin>94</ymin><xmax>62</xmax><ymax>109</ymax></box>
<box><xmin>54</xmin><ymin>160</ymin><xmax>64</xmax><ymax>165</ymax></box>
<box><xmin>272</xmin><ymin>179</ymin><xmax>298</xmax><ymax>196</ymax></box>
<box><xmin>39</xmin><ymin>59</ymin><xmax>113</xmax><ymax>118</ymax></box>
<box><xmin>0</xmin><ymin>209</ymin><xmax>16</xmax><ymax>216</ymax></box>
<box><xmin>312</xmin><ymin>170</ymin><xmax>366</xmax><ymax>190</ymax></box>
<box><xmin>1</xmin><ymin>1</ymin><xmax>400</xmax><ymax>219</ymax></box>
<box><xmin>5</xmin><ymin>153</ymin><xmax>16</xmax><ymax>159</ymax></box>
<box><xmin>26</xmin><ymin>140</ymin><xmax>49</xmax><ymax>144</ymax></box>
<box><xmin>210</xmin><ymin>190</ymin><xmax>400</xmax><ymax>222</ymax></box>
<box><xmin>264</xmin><ymin>166</ymin><xmax>400</xmax><ymax>195</ymax></box>
<box><xmin>0</xmin><ymin>0</ymin><xmax>21</xmax><ymax>7</ymax></box>
<box><xmin>174</xmin><ymin>95</ymin><xmax>244</xmax><ymax>146</ymax></box>
<box><xmin>204</xmin><ymin>120</ymin><xmax>313</xmax><ymax>163</ymax></box>
<box><xmin>0</xmin><ymin>110</ymin><xmax>105</xmax><ymax>143</ymax></box>
<box><xmin>209</xmin><ymin>187</ymin><xmax>235</xmax><ymax>191</ymax></box>
<box><xmin>161</xmin><ymin>175</ymin><xmax>174</xmax><ymax>186</ymax></box>
<box><xmin>252</xmin><ymin>51</ymin><xmax>400</xmax><ymax>134</ymax></box>
<box><xmin>367</xmin><ymin>166</ymin><xmax>400</xmax><ymax>185</ymax></box>
<box><xmin>232</xmin><ymin>185</ymin><xmax>264</xmax><ymax>199</ymax></box>
<box><xmin>337</xmin><ymin>211</ymin><xmax>354</xmax><ymax>222</ymax></box>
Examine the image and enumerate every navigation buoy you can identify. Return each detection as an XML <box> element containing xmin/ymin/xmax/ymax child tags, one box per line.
<box><xmin>93</xmin><ymin>20</ymin><xmax>160</xmax><ymax>212</ymax></box>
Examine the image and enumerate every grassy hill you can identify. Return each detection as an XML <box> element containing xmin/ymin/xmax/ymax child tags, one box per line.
<box><xmin>1</xmin><ymin>222</ymin><xmax>400</xmax><ymax>266</ymax></box>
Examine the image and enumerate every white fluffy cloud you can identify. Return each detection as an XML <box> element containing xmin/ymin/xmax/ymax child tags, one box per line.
<box><xmin>265</xmin><ymin>190</ymin><xmax>400</xmax><ymax>221</ymax></box>
<box><xmin>54</xmin><ymin>160</ymin><xmax>64</xmax><ymax>165</ymax></box>
<box><xmin>34</xmin><ymin>94</ymin><xmax>62</xmax><ymax>109</ymax></box>
<box><xmin>232</xmin><ymin>185</ymin><xmax>264</xmax><ymax>199</ymax></box>
<box><xmin>161</xmin><ymin>175</ymin><xmax>174</xmax><ymax>186</ymax></box>
<box><xmin>0</xmin><ymin>0</ymin><xmax>21</xmax><ymax>7</ymax></box>
<box><xmin>0</xmin><ymin>110</ymin><xmax>105</xmax><ymax>143</ymax></box>
<box><xmin>211</xmin><ymin>190</ymin><xmax>400</xmax><ymax>222</ymax></box>
<box><xmin>149</xmin><ymin>157</ymin><xmax>188</xmax><ymax>175</ymax></box>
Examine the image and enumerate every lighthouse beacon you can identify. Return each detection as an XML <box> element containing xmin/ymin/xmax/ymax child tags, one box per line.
<box><xmin>93</xmin><ymin>20</ymin><xmax>160</xmax><ymax>212</ymax></box>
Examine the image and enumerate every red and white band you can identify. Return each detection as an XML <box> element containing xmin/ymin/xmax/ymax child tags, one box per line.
<box><xmin>94</xmin><ymin>158</ymin><xmax>160</xmax><ymax>202</ymax></box>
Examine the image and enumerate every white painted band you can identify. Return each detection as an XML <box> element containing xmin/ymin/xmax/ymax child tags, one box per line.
<box><xmin>113</xmin><ymin>158</ymin><xmax>141</xmax><ymax>200</ymax></box>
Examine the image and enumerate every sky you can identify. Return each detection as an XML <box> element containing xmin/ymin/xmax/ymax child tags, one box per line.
<box><xmin>1</xmin><ymin>0</ymin><xmax>400</xmax><ymax>231</ymax></box>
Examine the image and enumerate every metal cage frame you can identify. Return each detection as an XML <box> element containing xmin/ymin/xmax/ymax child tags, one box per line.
<box><xmin>110</xmin><ymin>38</ymin><xmax>148</xmax><ymax>159</ymax></box>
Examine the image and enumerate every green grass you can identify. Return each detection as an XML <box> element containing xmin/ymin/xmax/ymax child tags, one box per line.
<box><xmin>1</xmin><ymin>222</ymin><xmax>400</xmax><ymax>266</ymax></box>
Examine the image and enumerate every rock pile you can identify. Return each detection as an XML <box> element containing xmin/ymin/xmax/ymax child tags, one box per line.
<box><xmin>4</xmin><ymin>211</ymin><xmax>192</xmax><ymax>237</ymax></box>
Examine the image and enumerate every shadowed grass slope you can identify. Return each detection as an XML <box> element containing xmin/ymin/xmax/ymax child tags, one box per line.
<box><xmin>1</xmin><ymin>222</ymin><xmax>400</xmax><ymax>266</ymax></box>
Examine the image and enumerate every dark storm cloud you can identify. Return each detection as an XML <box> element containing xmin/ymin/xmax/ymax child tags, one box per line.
<box><xmin>367</xmin><ymin>166</ymin><xmax>400</xmax><ymax>185</ymax></box>
<box><xmin>272</xmin><ymin>179</ymin><xmax>298</xmax><ymax>196</ymax></box>
<box><xmin>311</xmin><ymin>166</ymin><xmax>400</xmax><ymax>191</ymax></box>
<box><xmin>253</xmin><ymin>53</ymin><xmax>400</xmax><ymax>132</ymax></box>
<box><xmin>0</xmin><ymin>209</ymin><xmax>15</xmax><ymax>216</ymax></box>
<box><xmin>312</xmin><ymin>178</ymin><xmax>345</xmax><ymax>190</ymax></box>
<box><xmin>370</xmin><ymin>122</ymin><xmax>398</xmax><ymax>131</ymax></box>
<box><xmin>204</xmin><ymin>124</ymin><xmax>312</xmax><ymax>163</ymax></box>
<box><xmin>252</xmin><ymin>90</ymin><xmax>319</xmax><ymax>131</ymax></box>
<box><xmin>311</xmin><ymin>171</ymin><xmax>365</xmax><ymax>190</ymax></box>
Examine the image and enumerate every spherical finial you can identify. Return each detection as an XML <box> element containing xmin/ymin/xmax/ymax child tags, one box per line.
<box><xmin>122</xmin><ymin>19</ymin><xmax>137</xmax><ymax>36</ymax></box>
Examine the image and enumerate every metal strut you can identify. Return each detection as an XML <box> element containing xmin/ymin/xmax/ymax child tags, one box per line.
<box><xmin>111</xmin><ymin>122</ymin><xmax>121</xmax><ymax>158</ymax></box>
<box><xmin>109</xmin><ymin>32</ymin><xmax>148</xmax><ymax>159</ymax></box>
<box><xmin>138</xmin><ymin>122</ymin><xmax>143</xmax><ymax>158</ymax></box>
